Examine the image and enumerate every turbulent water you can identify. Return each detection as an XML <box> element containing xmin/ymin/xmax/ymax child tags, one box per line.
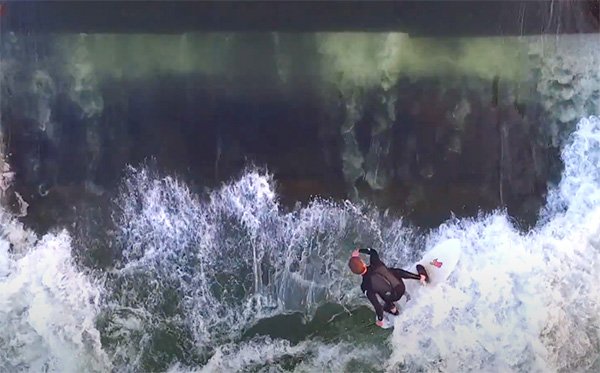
<box><xmin>1</xmin><ymin>116</ymin><xmax>600</xmax><ymax>372</ymax></box>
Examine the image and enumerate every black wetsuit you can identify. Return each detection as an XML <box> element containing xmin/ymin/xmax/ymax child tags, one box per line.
<box><xmin>359</xmin><ymin>248</ymin><xmax>423</xmax><ymax>321</ymax></box>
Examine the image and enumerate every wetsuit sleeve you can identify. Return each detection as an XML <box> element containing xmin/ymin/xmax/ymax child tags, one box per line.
<box><xmin>365</xmin><ymin>290</ymin><xmax>384</xmax><ymax>321</ymax></box>
<box><xmin>390</xmin><ymin>268</ymin><xmax>421</xmax><ymax>281</ymax></box>
<box><xmin>358</xmin><ymin>248</ymin><xmax>383</xmax><ymax>266</ymax></box>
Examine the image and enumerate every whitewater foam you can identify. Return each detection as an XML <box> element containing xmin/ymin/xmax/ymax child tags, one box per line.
<box><xmin>2</xmin><ymin>117</ymin><xmax>599</xmax><ymax>372</ymax></box>
<box><xmin>387</xmin><ymin>117</ymin><xmax>600</xmax><ymax>372</ymax></box>
<box><xmin>0</xmin><ymin>212</ymin><xmax>111</xmax><ymax>373</ymax></box>
<box><xmin>166</xmin><ymin>337</ymin><xmax>384</xmax><ymax>373</ymax></box>
<box><xmin>106</xmin><ymin>166</ymin><xmax>400</xmax><ymax>369</ymax></box>
<box><xmin>110</xmin><ymin>118</ymin><xmax>599</xmax><ymax>372</ymax></box>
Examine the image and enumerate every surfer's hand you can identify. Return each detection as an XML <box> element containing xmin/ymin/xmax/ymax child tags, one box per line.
<box><xmin>376</xmin><ymin>320</ymin><xmax>384</xmax><ymax>327</ymax></box>
<box><xmin>420</xmin><ymin>274</ymin><xmax>427</xmax><ymax>285</ymax></box>
<box><xmin>351</xmin><ymin>249</ymin><xmax>360</xmax><ymax>257</ymax></box>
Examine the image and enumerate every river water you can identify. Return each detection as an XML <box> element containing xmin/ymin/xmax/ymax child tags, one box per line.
<box><xmin>2</xmin><ymin>116</ymin><xmax>600</xmax><ymax>372</ymax></box>
<box><xmin>0</xmin><ymin>14</ymin><xmax>599</xmax><ymax>373</ymax></box>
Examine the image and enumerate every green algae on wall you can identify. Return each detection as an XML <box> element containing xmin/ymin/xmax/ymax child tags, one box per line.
<box><xmin>316</xmin><ymin>33</ymin><xmax>531</xmax><ymax>93</ymax></box>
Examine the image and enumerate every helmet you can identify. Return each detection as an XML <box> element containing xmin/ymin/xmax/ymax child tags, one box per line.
<box><xmin>348</xmin><ymin>257</ymin><xmax>367</xmax><ymax>275</ymax></box>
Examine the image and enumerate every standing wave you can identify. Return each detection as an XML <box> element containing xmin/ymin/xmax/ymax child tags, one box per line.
<box><xmin>102</xmin><ymin>167</ymin><xmax>415</xmax><ymax>370</ymax></box>
<box><xmin>2</xmin><ymin>117</ymin><xmax>598</xmax><ymax>372</ymax></box>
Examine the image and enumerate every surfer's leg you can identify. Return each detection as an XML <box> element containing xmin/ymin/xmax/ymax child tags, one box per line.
<box><xmin>392</xmin><ymin>266</ymin><xmax>429</xmax><ymax>284</ymax></box>
<box><xmin>383</xmin><ymin>289</ymin><xmax>404</xmax><ymax>315</ymax></box>
<box><xmin>383</xmin><ymin>301</ymin><xmax>399</xmax><ymax>315</ymax></box>
<box><xmin>390</xmin><ymin>268</ymin><xmax>421</xmax><ymax>281</ymax></box>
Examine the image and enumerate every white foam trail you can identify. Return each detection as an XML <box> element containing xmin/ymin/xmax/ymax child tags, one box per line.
<box><xmin>167</xmin><ymin>337</ymin><xmax>382</xmax><ymax>373</ymax></box>
<box><xmin>198</xmin><ymin>338</ymin><xmax>302</xmax><ymax>373</ymax></box>
<box><xmin>387</xmin><ymin>117</ymin><xmax>600</xmax><ymax>372</ymax></box>
<box><xmin>0</xmin><ymin>212</ymin><xmax>111</xmax><ymax>373</ymax></box>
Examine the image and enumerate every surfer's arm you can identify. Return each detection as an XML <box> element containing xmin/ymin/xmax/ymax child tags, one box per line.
<box><xmin>358</xmin><ymin>248</ymin><xmax>377</xmax><ymax>256</ymax></box>
<box><xmin>358</xmin><ymin>248</ymin><xmax>383</xmax><ymax>266</ymax></box>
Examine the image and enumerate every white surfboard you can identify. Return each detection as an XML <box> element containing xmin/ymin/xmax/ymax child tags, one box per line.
<box><xmin>417</xmin><ymin>238</ymin><xmax>462</xmax><ymax>285</ymax></box>
<box><xmin>379</xmin><ymin>238</ymin><xmax>462</xmax><ymax>329</ymax></box>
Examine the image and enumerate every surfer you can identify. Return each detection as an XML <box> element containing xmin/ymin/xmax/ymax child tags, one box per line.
<box><xmin>348</xmin><ymin>248</ymin><xmax>428</xmax><ymax>327</ymax></box>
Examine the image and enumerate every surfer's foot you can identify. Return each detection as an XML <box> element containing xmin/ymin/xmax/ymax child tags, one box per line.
<box><xmin>416</xmin><ymin>264</ymin><xmax>429</xmax><ymax>284</ymax></box>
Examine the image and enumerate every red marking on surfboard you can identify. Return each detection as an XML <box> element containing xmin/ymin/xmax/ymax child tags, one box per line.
<box><xmin>430</xmin><ymin>258</ymin><xmax>443</xmax><ymax>268</ymax></box>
